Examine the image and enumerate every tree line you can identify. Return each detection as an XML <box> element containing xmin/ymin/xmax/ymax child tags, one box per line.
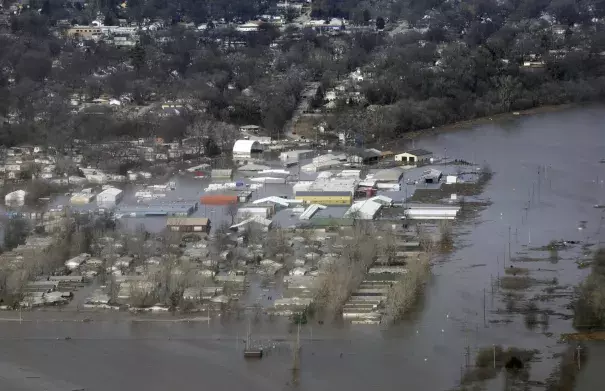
<box><xmin>329</xmin><ymin>0</ymin><xmax>605</xmax><ymax>140</ymax></box>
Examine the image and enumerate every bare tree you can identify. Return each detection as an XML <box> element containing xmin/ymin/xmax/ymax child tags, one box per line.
<box><xmin>226</xmin><ymin>202</ymin><xmax>239</xmax><ymax>225</ymax></box>
<box><xmin>313</xmin><ymin>226</ymin><xmax>378</xmax><ymax>319</ymax></box>
<box><xmin>438</xmin><ymin>220</ymin><xmax>453</xmax><ymax>252</ymax></box>
<box><xmin>383</xmin><ymin>254</ymin><xmax>431</xmax><ymax>322</ymax></box>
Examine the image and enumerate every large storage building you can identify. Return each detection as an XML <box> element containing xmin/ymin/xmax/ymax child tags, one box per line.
<box><xmin>295</xmin><ymin>191</ymin><xmax>352</xmax><ymax>205</ymax></box>
<box><xmin>232</xmin><ymin>140</ymin><xmax>263</xmax><ymax>158</ymax></box>
<box><xmin>200</xmin><ymin>194</ymin><xmax>238</xmax><ymax>205</ymax></box>
<box><xmin>97</xmin><ymin>187</ymin><xmax>123</xmax><ymax>205</ymax></box>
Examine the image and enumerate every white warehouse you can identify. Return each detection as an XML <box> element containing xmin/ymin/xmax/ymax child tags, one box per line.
<box><xmin>97</xmin><ymin>187</ymin><xmax>124</xmax><ymax>205</ymax></box>
<box><xmin>233</xmin><ymin>140</ymin><xmax>263</xmax><ymax>158</ymax></box>
<box><xmin>404</xmin><ymin>205</ymin><xmax>460</xmax><ymax>220</ymax></box>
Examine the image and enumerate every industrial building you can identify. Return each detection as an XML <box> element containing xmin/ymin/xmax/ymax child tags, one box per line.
<box><xmin>210</xmin><ymin>169</ymin><xmax>233</xmax><ymax>179</ymax></box>
<box><xmin>237</xmin><ymin>206</ymin><xmax>274</xmax><ymax>219</ymax></box>
<box><xmin>346</xmin><ymin>148</ymin><xmax>382</xmax><ymax>165</ymax></box>
<box><xmin>404</xmin><ymin>205</ymin><xmax>460</xmax><ymax>220</ymax></box>
<box><xmin>238</xmin><ymin>163</ymin><xmax>270</xmax><ymax>172</ymax></box>
<box><xmin>166</xmin><ymin>217</ymin><xmax>211</xmax><ymax>233</ymax></box>
<box><xmin>279</xmin><ymin>149</ymin><xmax>315</xmax><ymax>162</ymax></box>
<box><xmin>70</xmin><ymin>189</ymin><xmax>96</xmax><ymax>204</ymax></box>
<box><xmin>344</xmin><ymin>198</ymin><xmax>384</xmax><ymax>220</ymax></box>
<box><xmin>116</xmin><ymin>201</ymin><xmax>198</xmax><ymax>218</ymax></box>
<box><xmin>200</xmin><ymin>194</ymin><xmax>238</xmax><ymax>205</ymax></box>
<box><xmin>371</xmin><ymin>167</ymin><xmax>406</xmax><ymax>183</ymax></box>
<box><xmin>301</xmin><ymin>153</ymin><xmax>347</xmax><ymax>172</ymax></box>
<box><xmin>96</xmin><ymin>187</ymin><xmax>123</xmax><ymax>205</ymax></box>
<box><xmin>295</xmin><ymin>191</ymin><xmax>352</xmax><ymax>205</ymax></box>
<box><xmin>421</xmin><ymin>168</ymin><xmax>443</xmax><ymax>184</ymax></box>
<box><xmin>293</xmin><ymin>175</ymin><xmax>358</xmax><ymax>205</ymax></box>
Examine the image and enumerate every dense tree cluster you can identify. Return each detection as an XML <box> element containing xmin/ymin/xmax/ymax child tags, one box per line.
<box><xmin>0</xmin><ymin>4</ymin><xmax>381</xmax><ymax>149</ymax></box>
<box><xmin>3</xmin><ymin>0</ymin><xmax>605</xmax><ymax>148</ymax></box>
<box><xmin>331</xmin><ymin>0</ymin><xmax>605</xmax><ymax>140</ymax></box>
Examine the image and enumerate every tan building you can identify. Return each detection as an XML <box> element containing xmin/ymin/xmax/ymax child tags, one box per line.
<box><xmin>395</xmin><ymin>149</ymin><xmax>433</xmax><ymax>164</ymax></box>
<box><xmin>66</xmin><ymin>26</ymin><xmax>102</xmax><ymax>39</ymax></box>
<box><xmin>167</xmin><ymin>217</ymin><xmax>211</xmax><ymax>233</ymax></box>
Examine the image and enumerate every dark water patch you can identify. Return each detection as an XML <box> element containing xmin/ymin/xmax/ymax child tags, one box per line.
<box><xmin>454</xmin><ymin>346</ymin><xmax>541</xmax><ymax>389</ymax></box>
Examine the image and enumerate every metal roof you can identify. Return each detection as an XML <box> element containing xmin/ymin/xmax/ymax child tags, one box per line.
<box><xmin>372</xmin><ymin>167</ymin><xmax>405</xmax><ymax>182</ymax></box>
<box><xmin>296</xmin><ymin>191</ymin><xmax>352</xmax><ymax>197</ymax></box>
<box><xmin>300</xmin><ymin>204</ymin><xmax>327</xmax><ymax>220</ymax></box>
<box><xmin>230</xmin><ymin>216</ymin><xmax>272</xmax><ymax>229</ymax></box>
<box><xmin>344</xmin><ymin>199</ymin><xmax>382</xmax><ymax>220</ymax></box>
<box><xmin>405</xmin><ymin>149</ymin><xmax>432</xmax><ymax>156</ymax></box>
<box><xmin>233</xmin><ymin>139</ymin><xmax>262</xmax><ymax>154</ymax></box>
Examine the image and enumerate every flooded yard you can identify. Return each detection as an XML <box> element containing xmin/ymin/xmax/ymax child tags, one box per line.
<box><xmin>1</xmin><ymin>106</ymin><xmax>604</xmax><ymax>391</ymax></box>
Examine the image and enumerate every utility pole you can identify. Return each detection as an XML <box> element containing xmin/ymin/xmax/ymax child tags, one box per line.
<box><xmin>493</xmin><ymin>344</ymin><xmax>496</xmax><ymax>368</ymax></box>
<box><xmin>292</xmin><ymin>322</ymin><xmax>301</xmax><ymax>371</ymax></box>
<box><xmin>483</xmin><ymin>288</ymin><xmax>486</xmax><ymax>327</ymax></box>
<box><xmin>508</xmin><ymin>226</ymin><xmax>511</xmax><ymax>264</ymax></box>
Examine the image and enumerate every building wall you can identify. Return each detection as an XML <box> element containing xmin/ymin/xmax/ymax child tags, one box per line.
<box><xmin>295</xmin><ymin>195</ymin><xmax>352</xmax><ymax>205</ymax></box>
<box><xmin>67</xmin><ymin>27</ymin><xmax>102</xmax><ymax>38</ymax></box>
<box><xmin>395</xmin><ymin>153</ymin><xmax>431</xmax><ymax>163</ymax></box>
<box><xmin>168</xmin><ymin>225</ymin><xmax>209</xmax><ymax>233</ymax></box>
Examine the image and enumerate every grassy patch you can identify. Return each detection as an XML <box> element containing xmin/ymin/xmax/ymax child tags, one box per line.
<box><xmin>505</xmin><ymin>267</ymin><xmax>530</xmax><ymax>276</ymax></box>
<box><xmin>500</xmin><ymin>276</ymin><xmax>535</xmax><ymax>290</ymax></box>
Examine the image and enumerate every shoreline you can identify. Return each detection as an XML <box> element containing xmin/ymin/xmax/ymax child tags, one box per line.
<box><xmin>393</xmin><ymin>103</ymin><xmax>577</xmax><ymax>141</ymax></box>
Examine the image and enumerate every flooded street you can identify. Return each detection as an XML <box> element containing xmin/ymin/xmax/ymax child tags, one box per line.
<box><xmin>1</xmin><ymin>106</ymin><xmax>604</xmax><ymax>391</ymax></box>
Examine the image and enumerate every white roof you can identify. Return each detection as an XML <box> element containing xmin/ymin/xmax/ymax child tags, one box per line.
<box><xmin>368</xmin><ymin>195</ymin><xmax>393</xmax><ymax>205</ymax></box>
<box><xmin>344</xmin><ymin>199</ymin><xmax>382</xmax><ymax>220</ymax></box>
<box><xmin>252</xmin><ymin>196</ymin><xmax>290</xmax><ymax>207</ymax></box>
<box><xmin>233</xmin><ymin>139</ymin><xmax>261</xmax><ymax>154</ymax></box>
<box><xmin>299</xmin><ymin>204</ymin><xmax>327</xmax><ymax>220</ymax></box>
<box><xmin>98</xmin><ymin>187</ymin><xmax>122</xmax><ymax>196</ymax></box>
<box><xmin>230</xmin><ymin>216</ymin><xmax>272</xmax><ymax>229</ymax></box>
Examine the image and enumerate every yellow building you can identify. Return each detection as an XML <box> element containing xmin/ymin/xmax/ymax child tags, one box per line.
<box><xmin>295</xmin><ymin>191</ymin><xmax>352</xmax><ymax>205</ymax></box>
<box><xmin>66</xmin><ymin>26</ymin><xmax>102</xmax><ymax>39</ymax></box>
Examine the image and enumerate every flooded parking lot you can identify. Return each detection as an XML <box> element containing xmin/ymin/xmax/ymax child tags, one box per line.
<box><xmin>1</xmin><ymin>106</ymin><xmax>604</xmax><ymax>391</ymax></box>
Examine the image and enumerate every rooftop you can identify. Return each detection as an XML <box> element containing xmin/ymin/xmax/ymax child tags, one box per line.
<box><xmin>405</xmin><ymin>149</ymin><xmax>433</xmax><ymax>156</ymax></box>
<box><xmin>344</xmin><ymin>199</ymin><xmax>383</xmax><ymax>220</ymax></box>
<box><xmin>166</xmin><ymin>217</ymin><xmax>210</xmax><ymax>226</ymax></box>
<box><xmin>307</xmin><ymin>176</ymin><xmax>358</xmax><ymax>194</ymax></box>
